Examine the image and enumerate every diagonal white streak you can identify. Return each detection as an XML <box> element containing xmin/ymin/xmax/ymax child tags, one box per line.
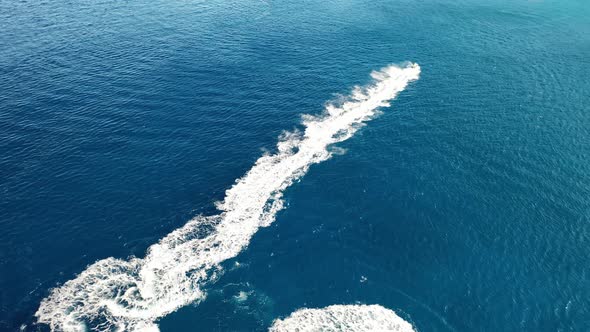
<box><xmin>36</xmin><ymin>63</ymin><xmax>420</xmax><ymax>332</ymax></box>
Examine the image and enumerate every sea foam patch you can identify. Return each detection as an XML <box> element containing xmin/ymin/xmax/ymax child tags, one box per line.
<box><xmin>36</xmin><ymin>63</ymin><xmax>420</xmax><ymax>332</ymax></box>
<box><xmin>269</xmin><ymin>304</ymin><xmax>416</xmax><ymax>332</ymax></box>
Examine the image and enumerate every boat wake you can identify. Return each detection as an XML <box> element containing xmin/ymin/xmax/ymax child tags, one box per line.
<box><xmin>35</xmin><ymin>63</ymin><xmax>421</xmax><ymax>332</ymax></box>
<box><xmin>269</xmin><ymin>304</ymin><xmax>416</xmax><ymax>332</ymax></box>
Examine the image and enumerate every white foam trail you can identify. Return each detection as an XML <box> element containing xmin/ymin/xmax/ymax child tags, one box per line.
<box><xmin>269</xmin><ymin>304</ymin><xmax>416</xmax><ymax>332</ymax></box>
<box><xmin>35</xmin><ymin>63</ymin><xmax>420</xmax><ymax>332</ymax></box>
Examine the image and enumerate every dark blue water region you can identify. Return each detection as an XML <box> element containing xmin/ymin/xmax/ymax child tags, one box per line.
<box><xmin>1</xmin><ymin>0</ymin><xmax>589</xmax><ymax>331</ymax></box>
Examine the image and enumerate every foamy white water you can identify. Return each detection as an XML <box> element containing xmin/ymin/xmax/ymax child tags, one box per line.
<box><xmin>35</xmin><ymin>63</ymin><xmax>420</xmax><ymax>332</ymax></box>
<box><xmin>269</xmin><ymin>305</ymin><xmax>416</xmax><ymax>332</ymax></box>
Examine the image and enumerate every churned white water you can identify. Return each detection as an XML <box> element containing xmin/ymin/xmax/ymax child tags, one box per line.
<box><xmin>36</xmin><ymin>63</ymin><xmax>421</xmax><ymax>332</ymax></box>
<box><xmin>269</xmin><ymin>304</ymin><xmax>416</xmax><ymax>332</ymax></box>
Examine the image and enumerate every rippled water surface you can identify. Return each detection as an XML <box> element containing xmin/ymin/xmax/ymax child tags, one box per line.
<box><xmin>1</xmin><ymin>0</ymin><xmax>589</xmax><ymax>331</ymax></box>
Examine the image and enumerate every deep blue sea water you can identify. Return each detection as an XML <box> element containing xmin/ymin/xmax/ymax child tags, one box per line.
<box><xmin>1</xmin><ymin>0</ymin><xmax>590</xmax><ymax>331</ymax></box>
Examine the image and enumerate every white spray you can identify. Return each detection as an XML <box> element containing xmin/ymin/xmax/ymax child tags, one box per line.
<box><xmin>36</xmin><ymin>63</ymin><xmax>421</xmax><ymax>331</ymax></box>
<box><xmin>269</xmin><ymin>304</ymin><xmax>416</xmax><ymax>332</ymax></box>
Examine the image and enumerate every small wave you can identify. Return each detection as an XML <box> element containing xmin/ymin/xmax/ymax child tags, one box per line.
<box><xmin>35</xmin><ymin>63</ymin><xmax>420</xmax><ymax>332</ymax></box>
<box><xmin>269</xmin><ymin>304</ymin><xmax>416</xmax><ymax>332</ymax></box>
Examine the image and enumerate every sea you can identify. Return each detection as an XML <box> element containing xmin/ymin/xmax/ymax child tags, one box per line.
<box><xmin>1</xmin><ymin>0</ymin><xmax>589</xmax><ymax>331</ymax></box>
